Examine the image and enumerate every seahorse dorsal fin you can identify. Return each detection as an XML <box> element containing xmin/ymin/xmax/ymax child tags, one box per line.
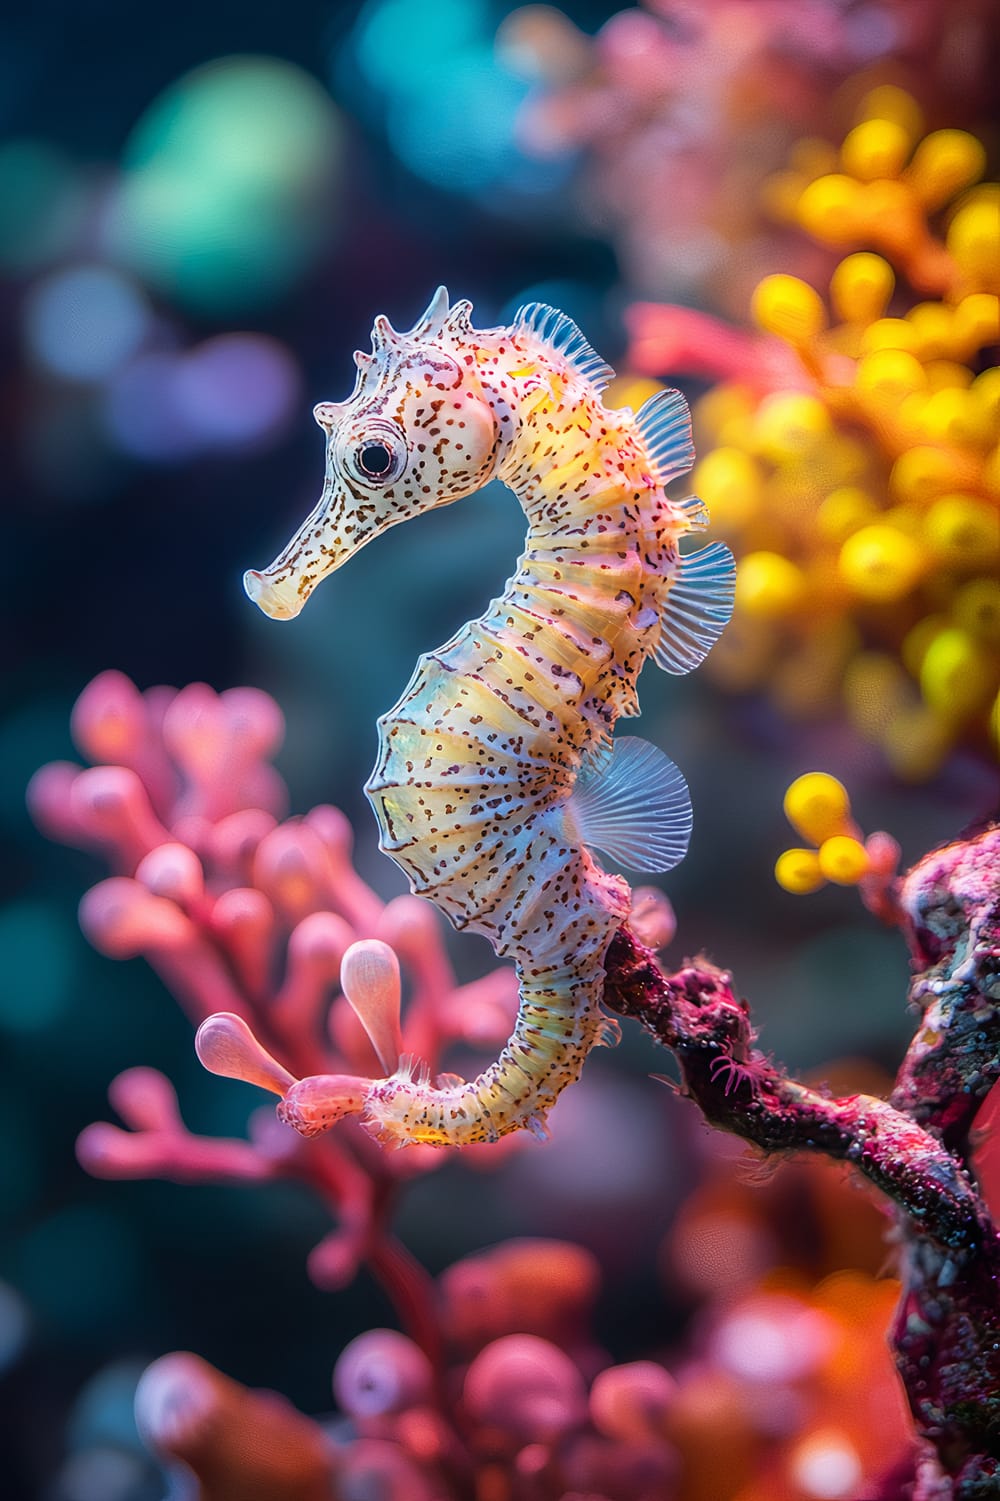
<box><xmin>653</xmin><ymin>541</ymin><xmax>735</xmax><ymax>676</ymax></box>
<box><xmin>634</xmin><ymin>388</ymin><xmax>708</xmax><ymax>529</ymax></box>
<box><xmin>678</xmin><ymin>494</ymin><xmax>710</xmax><ymax>530</ymax></box>
<box><xmin>635</xmin><ymin>387</ymin><xmax>695</xmax><ymax>485</ymax></box>
<box><xmin>513</xmin><ymin>302</ymin><xmax>615</xmax><ymax>394</ymax></box>
<box><xmin>566</xmin><ymin>736</ymin><xmax>692</xmax><ymax>873</ymax></box>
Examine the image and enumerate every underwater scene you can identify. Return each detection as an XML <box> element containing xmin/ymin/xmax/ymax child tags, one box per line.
<box><xmin>3</xmin><ymin>1</ymin><xmax>999</xmax><ymax>1497</ymax></box>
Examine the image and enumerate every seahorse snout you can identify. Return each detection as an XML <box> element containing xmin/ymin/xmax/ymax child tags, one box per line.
<box><xmin>243</xmin><ymin>567</ymin><xmax>305</xmax><ymax>620</ymax></box>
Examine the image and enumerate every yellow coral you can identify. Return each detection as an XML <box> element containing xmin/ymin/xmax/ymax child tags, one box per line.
<box><xmin>776</xmin><ymin>775</ymin><xmax>896</xmax><ymax>895</ymax></box>
<box><xmin>818</xmin><ymin>836</ymin><xmax>870</xmax><ymax>885</ymax></box>
<box><xmin>775</xmin><ymin>848</ymin><xmax>825</xmax><ymax>895</ymax></box>
<box><xmin>736</xmin><ymin>552</ymin><xmax>808</xmax><ymax>617</ymax></box>
<box><xmin>690</xmin><ymin>90</ymin><xmax>999</xmax><ymax>776</ymax></box>
<box><xmin>838</xmin><ymin>525</ymin><xmax>926</xmax><ymax>602</ymax></box>
<box><xmin>783</xmin><ymin>772</ymin><xmax>852</xmax><ymax>844</ymax></box>
<box><xmin>751</xmin><ymin>274</ymin><xmax>826</xmax><ymax>345</ymax></box>
<box><xmin>829</xmin><ymin>252</ymin><xmax>894</xmax><ymax>326</ymax></box>
<box><xmin>776</xmin><ymin>775</ymin><xmax>884</xmax><ymax>894</ymax></box>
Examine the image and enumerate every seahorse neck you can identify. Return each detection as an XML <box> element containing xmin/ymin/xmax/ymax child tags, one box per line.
<box><xmin>474</xmin><ymin>410</ymin><xmax>668</xmax><ymax>753</ymax></box>
<box><xmin>503</xmin><ymin>406</ymin><xmax>648</xmax><ymax>532</ymax></box>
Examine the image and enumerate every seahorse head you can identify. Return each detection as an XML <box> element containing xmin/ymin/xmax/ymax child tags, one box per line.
<box><xmin>245</xmin><ymin>288</ymin><xmax>505</xmax><ymax>619</ymax></box>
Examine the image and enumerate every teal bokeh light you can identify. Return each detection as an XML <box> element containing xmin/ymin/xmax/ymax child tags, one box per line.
<box><xmin>356</xmin><ymin>0</ymin><xmax>490</xmax><ymax>97</ymax></box>
<box><xmin>110</xmin><ymin>55</ymin><xmax>343</xmax><ymax>313</ymax></box>
<box><xmin>350</xmin><ymin>0</ymin><xmax>532</xmax><ymax>192</ymax></box>
<box><xmin>0</xmin><ymin>141</ymin><xmax>84</xmax><ymax>273</ymax></box>
<box><xmin>0</xmin><ymin>899</ymin><xmax>73</xmax><ymax>1033</ymax></box>
<box><xmin>13</xmin><ymin>1205</ymin><xmax>141</xmax><ymax>1338</ymax></box>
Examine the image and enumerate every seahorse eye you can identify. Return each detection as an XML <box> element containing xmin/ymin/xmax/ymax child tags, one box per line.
<box><xmin>357</xmin><ymin>441</ymin><xmax>394</xmax><ymax>478</ymax></box>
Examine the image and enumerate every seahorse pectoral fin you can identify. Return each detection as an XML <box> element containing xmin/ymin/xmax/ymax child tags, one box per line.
<box><xmin>635</xmin><ymin>387</ymin><xmax>696</xmax><ymax>484</ymax></box>
<box><xmin>565</xmin><ymin>736</ymin><xmax>692</xmax><ymax>873</ymax></box>
<box><xmin>653</xmin><ymin>541</ymin><xmax>735</xmax><ymax>675</ymax></box>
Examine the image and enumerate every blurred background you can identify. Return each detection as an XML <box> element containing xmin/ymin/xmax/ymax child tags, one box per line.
<box><xmin>2</xmin><ymin>1</ymin><xmax>997</xmax><ymax>1497</ymax></box>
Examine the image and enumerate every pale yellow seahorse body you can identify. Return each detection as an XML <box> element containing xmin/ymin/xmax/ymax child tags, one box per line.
<box><xmin>243</xmin><ymin>290</ymin><xmax>732</xmax><ymax>1145</ymax></box>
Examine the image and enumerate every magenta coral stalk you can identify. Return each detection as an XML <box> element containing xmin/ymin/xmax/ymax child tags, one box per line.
<box><xmin>602</xmin><ymin>822</ymin><xmax>1000</xmax><ymax>1498</ymax></box>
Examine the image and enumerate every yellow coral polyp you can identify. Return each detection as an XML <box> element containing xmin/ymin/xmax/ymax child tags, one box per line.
<box><xmin>750</xmin><ymin>274</ymin><xmax>826</xmax><ymax>344</ymax></box>
<box><xmin>692</xmin><ymin>447</ymin><xmax>762</xmax><ymax>531</ymax></box>
<box><xmin>753</xmin><ymin>392</ymin><xmax>831</xmax><ymax>460</ymax></box>
<box><xmin>858</xmin><ymin>317</ymin><xmax>919</xmax><ymax>356</ymax></box>
<box><xmin>821</xmin><ymin>432</ymin><xmax>869</xmax><ymax>486</ymax></box>
<box><xmin>902</xmin><ymin>614</ymin><xmax>949</xmax><ymax>676</ymax></box>
<box><xmin>920</xmin><ymin>627</ymin><xmax>996</xmax><ymax>717</ymax></box>
<box><xmin>796</xmin><ymin>174</ymin><xmax>865</xmax><ymax>245</ymax></box>
<box><xmin>775</xmin><ymin>848</ymin><xmax>826</xmax><ymax>895</ymax></box>
<box><xmin>972</xmin><ymin>364</ymin><xmax>1000</xmax><ymax>425</ymax></box>
<box><xmin>906</xmin><ymin>129</ymin><xmax>987</xmax><ymax>210</ymax></box>
<box><xmin>905</xmin><ymin>301</ymin><xmax>957</xmax><ymax>361</ymax></box>
<box><xmin>841</xmin><ymin>118</ymin><xmax>910</xmax><ymax>182</ymax></box>
<box><xmin>914</xmin><ymin>387</ymin><xmax>994</xmax><ymax>448</ymax></box>
<box><xmin>855</xmin><ymin>179</ymin><xmax>922</xmax><ymax>250</ymax></box>
<box><xmin>817</xmin><ymin>487</ymin><xmax>877</xmax><ymax>544</ymax></box>
<box><xmin>818</xmin><ymin>835</ymin><xmax>870</xmax><ymax>885</ymax></box>
<box><xmin>953</xmin><ymin>295</ymin><xmax>1000</xmax><ymax>359</ymax></box>
<box><xmin>838</xmin><ymin>525</ymin><xmax>926</xmax><ymax>602</ymax></box>
<box><xmin>612</xmin><ymin>377</ymin><xmax>666</xmax><ymax>412</ymax></box>
<box><xmin>695</xmin><ymin>382</ymin><xmax>757</xmax><ymax>448</ymax></box>
<box><xmin>924</xmin><ymin>361</ymin><xmax>974</xmax><ymax>392</ymax></box>
<box><xmin>888</xmin><ymin>446</ymin><xmax>975</xmax><ymax>506</ymax></box>
<box><xmin>881</xmin><ymin>503</ymin><xmax>922</xmax><ymax>539</ymax></box>
<box><xmin>984</xmin><ymin>446</ymin><xmax>1000</xmax><ymax>500</ymax></box>
<box><xmin>858</xmin><ymin>86</ymin><xmax>923</xmax><ymax>142</ymax></box>
<box><xmin>783</xmin><ymin>772</ymin><xmax>852</xmax><ymax>845</ymax></box>
<box><xmin>954</xmin><ymin>578</ymin><xmax>1000</xmax><ymax>645</ymax></box>
<box><xmin>736</xmin><ymin>552</ymin><xmax>807</xmax><ymax>617</ymax></box>
<box><xmin>762</xmin><ymin>169</ymin><xmax>810</xmax><ymax>223</ymax></box>
<box><xmin>830</xmin><ymin>252</ymin><xmax>894</xmax><ymax>325</ymax></box>
<box><xmin>947</xmin><ymin>198</ymin><xmax>1000</xmax><ymax>289</ymax></box>
<box><xmin>924</xmin><ymin>494</ymin><xmax>1000</xmax><ymax>567</ymax></box>
<box><xmin>855</xmin><ymin>349</ymin><xmax>927</xmax><ymax>404</ymax></box>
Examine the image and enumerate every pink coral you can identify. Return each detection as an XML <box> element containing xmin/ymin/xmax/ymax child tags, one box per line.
<box><xmin>31</xmin><ymin>671</ymin><xmax>1000</xmax><ymax>1498</ymax></box>
<box><xmin>28</xmin><ymin>670</ymin><xmax>520</xmax><ymax>1322</ymax></box>
<box><xmin>504</xmin><ymin>0</ymin><xmax>996</xmax><ymax>312</ymax></box>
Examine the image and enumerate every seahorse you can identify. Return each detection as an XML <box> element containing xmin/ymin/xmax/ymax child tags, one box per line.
<box><xmin>241</xmin><ymin>288</ymin><xmax>733</xmax><ymax>1147</ymax></box>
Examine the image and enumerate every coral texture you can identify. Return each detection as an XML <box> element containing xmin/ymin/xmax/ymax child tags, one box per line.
<box><xmin>27</xmin><ymin>670</ymin><xmax>519</xmax><ymax>1335</ymax></box>
<box><xmin>624</xmin><ymin>91</ymin><xmax>999</xmax><ymax>777</ymax></box>
<box><xmin>29</xmin><ymin>670</ymin><xmax>1000</xmax><ymax>1498</ymax></box>
<box><xmin>604</xmin><ymin>822</ymin><xmax>1000</xmax><ymax>1499</ymax></box>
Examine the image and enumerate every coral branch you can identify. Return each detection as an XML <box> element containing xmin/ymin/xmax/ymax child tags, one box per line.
<box><xmin>602</xmin><ymin>820</ymin><xmax>1000</xmax><ymax>1498</ymax></box>
<box><xmin>892</xmin><ymin>824</ymin><xmax>1000</xmax><ymax>1155</ymax></box>
<box><xmin>31</xmin><ymin>672</ymin><xmax>520</xmax><ymax>1350</ymax></box>
<box><xmin>134</xmin><ymin>1352</ymin><xmax>334</xmax><ymax>1501</ymax></box>
<box><xmin>603</xmin><ymin>934</ymin><xmax>985</xmax><ymax>1253</ymax></box>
